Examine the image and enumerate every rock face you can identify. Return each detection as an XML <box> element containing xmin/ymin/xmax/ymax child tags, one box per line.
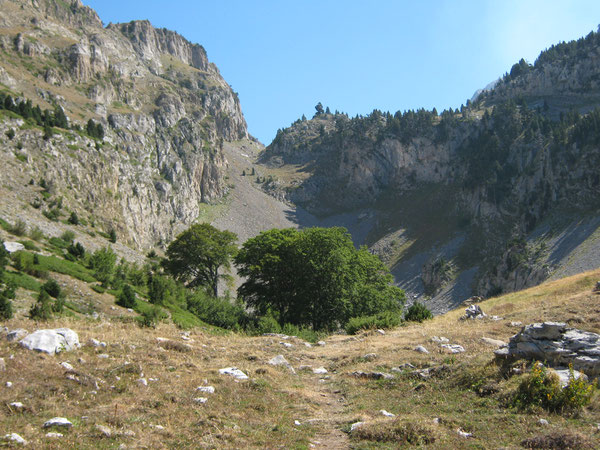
<box><xmin>495</xmin><ymin>322</ymin><xmax>600</xmax><ymax>376</ymax></box>
<box><xmin>20</xmin><ymin>328</ymin><xmax>80</xmax><ymax>354</ymax></box>
<box><xmin>0</xmin><ymin>0</ymin><xmax>248</xmax><ymax>249</ymax></box>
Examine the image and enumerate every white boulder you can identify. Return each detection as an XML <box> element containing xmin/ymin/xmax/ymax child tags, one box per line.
<box><xmin>20</xmin><ymin>329</ymin><xmax>80</xmax><ymax>354</ymax></box>
<box><xmin>219</xmin><ymin>367</ymin><xmax>249</xmax><ymax>380</ymax></box>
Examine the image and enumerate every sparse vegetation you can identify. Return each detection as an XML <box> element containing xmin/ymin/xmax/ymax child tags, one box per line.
<box><xmin>404</xmin><ymin>301</ymin><xmax>433</xmax><ymax>322</ymax></box>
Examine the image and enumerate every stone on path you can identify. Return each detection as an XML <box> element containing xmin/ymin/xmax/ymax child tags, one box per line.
<box><xmin>43</xmin><ymin>417</ymin><xmax>73</xmax><ymax>429</ymax></box>
<box><xmin>414</xmin><ymin>345</ymin><xmax>429</xmax><ymax>354</ymax></box>
<box><xmin>219</xmin><ymin>367</ymin><xmax>249</xmax><ymax>380</ymax></box>
<box><xmin>20</xmin><ymin>328</ymin><xmax>80</xmax><ymax>354</ymax></box>
<box><xmin>268</xmin><ymin>355</ymin><xmax>296</xmax><ymax>374</ymax></box>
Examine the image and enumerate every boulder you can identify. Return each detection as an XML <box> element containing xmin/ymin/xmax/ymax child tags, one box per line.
<box><xmin>495</xmin><ymin>322</ymin><xmax>600</xmax><ymax>376</ymax></box>
<box><xmin>268</xmin><ymin>355</ymin><xmax>296</xmax><ymax>374</ymax></box>
<box><xmin>313</xmin><ymin>367</ymin><xmax>328</xmax><ymax>375</ymax></box>
<box><xmin>20</xmin><ymin>329</ymin><xmax>80</xmax><ymax>354</ymax></box>
<box><xmin>481</xmin><ymin>337</ymin><xmax>507</xmax><ymax>348</ymax></box>
<box><xmin>3</xmin><ymin>242</ymin><xmax>25</xmax><ymax>253</ymax></box>
<box><xmin>3</xmin><ymin>433</ymin><xmax>27</xmax><ymax>445</ymax></box>
<box><xmin>414</xmin><ymin>345</ymin><xmax>429</xmax><ymax>354</ymax></box>
<box><xmin>441</xmin><ymin>344</ymin><xmax>465</xmax><ymax>354</ymax></box>
<box><xmin>462</xmin><ymin>305</ymin><xmax>486</xmax><ymax>320</ymax></box>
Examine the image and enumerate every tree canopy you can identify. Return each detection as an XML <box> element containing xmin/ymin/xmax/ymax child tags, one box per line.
<box><xmin>235</xmin><ymin>227</ymin><xmax>405</xmax><ymax>331</ymax></box>
<box><xmin>163</xmin><ymin>223</ymin><xmax>237</xmax><ymax>296</ymax></box>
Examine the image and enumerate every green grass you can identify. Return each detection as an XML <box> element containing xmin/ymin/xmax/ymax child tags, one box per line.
<box><xmin>4</xmin><ymin>271</ymin><xmax>41</xmax><ymax>292</ymax></box>
<box><xmin>35</xmin><ymin>254</ymin><xmax>95</xmax><ymax>282</ymax></box>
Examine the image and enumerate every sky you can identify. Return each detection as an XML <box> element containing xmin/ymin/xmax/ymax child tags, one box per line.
<box><xmin>83</xmin><ymin>0</ymin><xmax>600</xmax><ymax>145</ymax></box>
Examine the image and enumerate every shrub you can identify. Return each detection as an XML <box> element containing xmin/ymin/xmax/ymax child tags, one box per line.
<box><xmin>521</xmin><ymin>431</ymin><xmax>593</xmax><ymax>449</ymax></box>
<box><xmin>255</xmin><ymin>315</ymin><xmax>282</xmax><ymax>334</ymax></box>
<box><xmin>28</xmin><ymin>226</ymin><xmax>45</xmax><ymax>241</ymax></box>
<box><xmin>67</xmin><ymin>242</ymin><xmax>85</xmax><ymax>259</ymax></box>
<box><xmin>68</xmin><ymin>212</ymin><xmax>79</xmax><ymax>225</ymax></box>
<box><xmin>10</xmin><ymin>219</ymin><xmax>27</xmax><ymax>236</ymax></box>
<box><xmin>148</xmin><ymin>274</ymin><xmax>171</xmax><ymax>305</ymax></box>
<box><xmin>404</xmin><ymin>302</ymin><xmax>433</xmax><ymax>322</ymax></box>
<box><xmin>138</xmin><ymin>306</ymin><xmax>167</xmax><ymax>328</ymax></box>
<box><xmin>89</xmin><ymin>246</ymin><xmax>116</xmax><ymax>286</ymax></box>
<box><xmin>346</xmin><ymin>311</ymin><xmax>403</xmax><ymax>335</ymax></box>
<box><xmin>513</xmin><ymin>362</ymin><xmax>594</xmax><ymax>413</ymax></box>
<box><xmin>60</xmin><ymin>230</ymin><xmax>75</xmax><ymax>243</ymax></box>
<box><xmin>351</xmin><ymin>419</ymin><xmax>436</xmax><ymax>445</ymax></box>
<box><xmin>187</xmin><ymin>291</ymin><xmax>246</xmax><ymax>330</ymax></box>
<box><xmin>43</xmin><ymin>207</ymin><xmax>61</xmax><ymax>221</ymax></box>
<box><xmin>29</xmin><ymin>289</ymin><xmax>53</xmax><ymax>320</ymax></box>
<box><xmin>6</xmin><ymin>128</ymin><xmax>15</xmax><ymax>140</ymax></box>
<box><xmin>116</xmin><ymin>284</ymin><xmax>136</xmax><ymax>309</ymax></box>
<box><xmin>0</xmin><ymin>283</ymin><xmax>15</xmax><ymax>320</ymax></box>
<box><xmin>52</xmin><ymin>296</ymin><xmax>65</xmax><ymax>314</ymax></box>
<box><xmin>108</xmin><ymin>228</ymin><xmax>117</xmax><ymax>243</ymax></box>
<box><xmin>41</xmin><ymin>279</ymin><xmax>61</xmax><ymax>298</ymax></box>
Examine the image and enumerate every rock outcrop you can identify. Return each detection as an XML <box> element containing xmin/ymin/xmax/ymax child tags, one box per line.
<box><xmin>19</xmin><ymin>328</ymin><xmax>80</xmax><ymax>354</ymax></box>
<box><xmin>495</xmin><ymin>322</ymin><xmax>600</xmax><ymax>377</ymax></box>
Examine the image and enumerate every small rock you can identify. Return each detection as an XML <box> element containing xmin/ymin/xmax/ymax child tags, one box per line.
<box><xmin>97</xmin><ymin>354</ymin><xmax>110</xmax><ymax>359</ymax></box>
<box><xmin>196</xmin><ymin>386</ymin><xmax>215</xmax><ymax>394</ymax></box>
<box><xmin>510</xmin><ymin>321</ymin><xmax>523</xmax><ymax>327</ymax></box>
<box><xmin>96</xmin><ymin>424</ymin><xmax>112</xmax><ymax>437</ymax></box>
<box><xmin>441</xmin><ymin>344</ymin><xmax>465</xmax><ymax>354</ymax></box>
<box><xmin>304</xmin><ymin>342</ymin><xmax>312</xmax><ymax>348</ymax></box>
<box><xmin>46</xmin><ymin>432</ymin><xmax>63</xmax><ymax>438</ymax></box>
<box><xmin>4</xmin><ymin>433</ymin><xmax>27</xmax><ymax>445</ymax></box>
<box><xmin>313</xmin><ymin>367</ymin><xmax>328</xmax><ymax>375</ymax></box>
<box><xmin>317</xmin><ymin>341</ymin><xmax>326</xmax><ymax>346</ymax></box>
<box><xmin>414</xmin><ymin>345</ymin><xmax>429</xmax><ymax>354</ymax></box>
<box><xmin>376</xmin><ymin>329</ymin><xmax>386</xmax><ymax>335</ymax></box>
<box><xmin>538</xmin><ymin>418</ymin><xmax>549</xmax><ymax>426</ymax></box>
<box><xmin>6</xmin><ymin>381</ymin><xmax>12</xmax><ymax>388</ymax></box>
<box><xmin>0</xmin><ymin>358</ymin><xmax>5</xmax><ymax>371</ymax></box>
<box><xmin>60</xmin><ymin>362</ymin><xmax>74</xmax><ymax>371</ymax></box>
<box><xmin>294</xmin><ymin>420</ymin><xmax>301</xmax><ymax>426</ymax></box>
<box><xmin>78</xmin><ymin>357</ymin><xmax>86</xmax><ymax>364</ymax></box>
<box><xmin>550</xmin><ymin>368</ymin><xmax>588</xmax><ymax>388</ymax></box>
<box><xmin>9</xmin><ymin>402</ymin><xmax>24</xmax><ymax>411</ymax></box>
<box><xmin>362</xmin><ymin>353</ymin><xmax>377</xmax><ymax>361</ymax></box>
<box><xmin>137</xmin><ymin>378</ymin><xmax>148</xmax><ymax>387</ymax></box>
<box><xmin>193</xmin><ymin>397</ymin><xmax>208</xmax><ymax>404</ymax></box>
<box><xmin>268</xmin><ymin>355</ymin><xmax>296</xmax><ymax>373</ymax></box>
<box><xmin>280</xmin><ymin>342</ymin><xmax>293</xmax><ymax>348</ymax></box>
<box><xmin>433</xmin><ymin>417</ymin><xmax>441</xmax><ymax>424</ymax></box>
<box><xmin>462</xmin><ymin>304</ymin><xmax>487</xmax><ymax>320</ymax></box>
<box><xmin>219</xmin><ymin>367</ymin><xmax>249</xmax><ymax>380</ymax></box>
<box><xmin>150</xmin><ymin>424</ymin><xmax>165</xmax><ymax>430</ymax></box>
<box><xmin>457</xmin><ymin>428</ymin><xmax>473</xmax><ymax>438</ymax></box>
<box><xmin>350</xmin><ymin>421</ymin><xmax>365</xmax><ymax>432</ymax></box>
<box><xmin>43</xmin><ymin>417</ymin><xmax>73</xmax><ymax>429</ymax></box>
<box><xmin>380</xmin><ymin>410</ymin><xmax>395</xmax><ymax>417</ymax></box>
<box><xmin>431</xmin><ymin>336</ymin><xmax>449</xmax><ymax>344</ymax></box>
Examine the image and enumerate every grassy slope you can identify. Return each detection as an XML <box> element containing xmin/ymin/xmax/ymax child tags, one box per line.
<box><xmin>1</xmin><ymin>267</ymin><xmax>600</xmax><ymax>448</ymax></box>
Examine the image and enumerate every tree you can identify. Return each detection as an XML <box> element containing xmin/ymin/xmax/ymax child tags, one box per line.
<box><xmin>90</xmin><ymin>246</ymin><xmax>117</xmax><ymax>286</ymax></box>
<box><xmin>235</xmin><ymin>227</ymin><xmax>405</xmax><ymax>331</ymax></box>
<box><xmin>163</xmin><ymin>223</ymin><xmax>237</xmax><ymax>296</ymax></box>
<box><xmin>314</xmin><ymin>102</ymin><xmax>324</xmax><ymax>116</ymax></box>
<box><xmin>29</xmin><ymin>289</ymin><xmax>52</xmax><ymax>320</ymax></box>
<box><xmin>116</xmin><ymin>283</ymin><xmax>136</xmax><ymax>309</ymax></box>
<box><xmin>0</xmin><ymin>241</ymin><xmax>14</xmax><ymax>319</ymax></box>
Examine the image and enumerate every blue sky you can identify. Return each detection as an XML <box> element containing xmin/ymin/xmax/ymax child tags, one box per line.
<box><xmin>83</xmin><ymin>0</ymin><xmax>600</xmax><ymax>145</ymax></box>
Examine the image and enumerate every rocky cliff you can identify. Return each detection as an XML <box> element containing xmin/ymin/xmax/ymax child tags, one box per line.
<box><xmin>0</xmin><ymin>0</ymin><xmax>248</xmax><ymax>248</ymax></box>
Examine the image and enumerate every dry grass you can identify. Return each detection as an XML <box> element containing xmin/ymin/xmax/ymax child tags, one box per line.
<box><xmin>2</xmin><ymin>269</ymin><xmax>600</xmax><ymax>448</ymax></box>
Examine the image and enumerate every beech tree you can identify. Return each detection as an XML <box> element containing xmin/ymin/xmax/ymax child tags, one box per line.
<box><xmin>163</xmin><ymin>223</ymin><xmax>237</xmax><ymax>296</ymax></box>
<box><xmin>235</xmin><ymin>227</ymin><xmax>405</xmax><ymax>331</ymax></box>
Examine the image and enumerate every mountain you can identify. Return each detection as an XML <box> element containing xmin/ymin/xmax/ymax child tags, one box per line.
<box><xmin>260</xmin><ymin>30</ymin><xmax>600</xmax><ymax>312</ymax></box>
<box><xmin>0</xmin><ymin>0</ymin><xmax>248</xmax><ymax>249</ymax></box>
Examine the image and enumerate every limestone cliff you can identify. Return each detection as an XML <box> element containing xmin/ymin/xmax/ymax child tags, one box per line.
<box><xmin>0</xmin><ymin>0</ymin><xmax>248</xmax><ymax>248</ymax></box>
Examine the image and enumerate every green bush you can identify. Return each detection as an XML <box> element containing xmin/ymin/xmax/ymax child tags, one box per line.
<box><xmin>19</xmin><ymin>240</ymin><xmax>39</xmax><ymax>251</ymax></box>
<box><xmin>187</xmin><ymin>291</ymin><xmax>246</xmax><ymax>330</ymax></box>
<box><xmin>116</xmin><ymin>284</ymin><xmax>136</xmax><ymax>309</ymax></box>
<box><xmin>255</xmin><ymin>315</ymin><xmax>282</xmax><ymax>334</ymax></box>
<box><xmin>138</xmin><ymin>305</ymin><xmax>167</xmax><ymax>328</ymax></box>
<box><xmin>60</xmin><ymin>230</ymin><xmax>75</xmax><ymax>243</ymax></box>
<box><xmin>28</xmin><ymin>226</ymin><xmax>45</xmax><ymax>241</ymax></box>
<box><xmin>68</xmin><ymin>212</ymin><xmax>79</xmax><ymax>225</ymax></box>
<box><xmin>41</xmin><ymin>279</ymin><xmax>61</xmax><ymax>298</ymax></box>
<box><xmin>89</xmin><ymin>246</ymin><xmax>116</xmax><ymax>286</ymax></box>
<box><xmin>10</xmin><ymin>219</ymin><xmax>27</xmax><ymax>236</ymax></box>
<box><xmin>29</xmin><ymin>290</ymin><xmax>53</xmax><ymax>320</ymax></box>
<box><xmin>346</xmin><ymin>311</ymin><xmax>403</xmax><ymax>335</ymax></box>
<box><xmin>404</xmin><ymin>302</ymin><xmax>433</xmax><ymax>322</ymax></box>
<box><xmin>513</xmin><ymin>362</ymin><xmax>594</xmax><ymax>413</ymax></box>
